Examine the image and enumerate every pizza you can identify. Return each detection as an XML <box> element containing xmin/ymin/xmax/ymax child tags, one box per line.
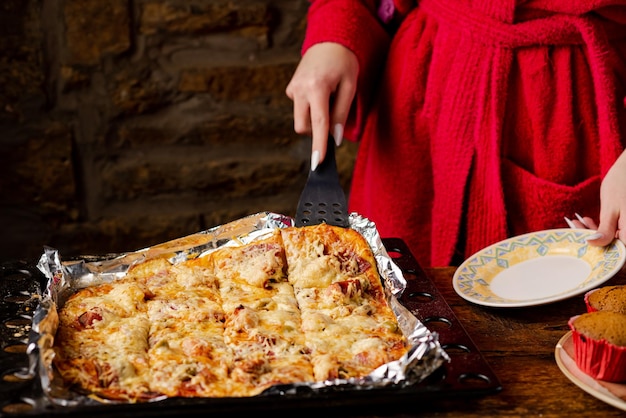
<box><xmin>52</xmin><ymin>223</ymin><xmax>408</xmax><ymax>402</ymax></box>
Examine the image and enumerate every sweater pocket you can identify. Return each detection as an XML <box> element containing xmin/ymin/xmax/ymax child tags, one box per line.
<box><xmin>502</xmin><ymin>159</ymin><xmax>601</xmax><ymax>236</ymax></box>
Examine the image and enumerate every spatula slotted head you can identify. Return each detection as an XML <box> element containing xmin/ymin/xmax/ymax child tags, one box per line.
<box><xmin>295</xmin><ymin>136</ymin><xmax>350</xmax><ymax>228</ymax></box>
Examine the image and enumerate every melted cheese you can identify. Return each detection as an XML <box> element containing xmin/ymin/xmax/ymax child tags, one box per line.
<box><xmin>53</xmin><ymin>223</ymin><xmax>408</xmax><ymax>400</ymax></box>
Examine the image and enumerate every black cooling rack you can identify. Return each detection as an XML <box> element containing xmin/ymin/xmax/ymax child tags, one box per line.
<box><xmin>0</xmin><ymin>239</ymin><xmax>501</xmax><ymax>417</ymax></box>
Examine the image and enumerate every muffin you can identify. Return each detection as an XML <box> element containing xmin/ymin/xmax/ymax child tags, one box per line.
<box><xmin>568</xmin><ymin>311</ymin><xmax>626</xmax><ymax>382</ymax></box>
<box><xmin>584</xmin><ymin>285</ymin><xmax>626</xmax><ymax>313</ymax></box>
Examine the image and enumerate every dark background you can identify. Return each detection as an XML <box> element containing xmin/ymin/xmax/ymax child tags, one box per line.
<box><xmin>0</xmin><ymin>0</ymin><xmax>358</xmax><ymax>263</ymax></box>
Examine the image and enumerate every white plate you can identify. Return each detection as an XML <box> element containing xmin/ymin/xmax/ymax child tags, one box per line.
<box><xmin>555</xmin><ymin>331</ymin><xmax>626</xmax><ymax>411</ymax></box>
<box><xmin>453</xmin><ymin>229</ymin><xmax>626</xmax><ymax>307</ymax></box>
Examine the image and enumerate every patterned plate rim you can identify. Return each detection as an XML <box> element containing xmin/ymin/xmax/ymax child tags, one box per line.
<box><xmin>452</xmin><ymin>229</ymin><xmax>626</xmax><ymax>308</ymax></box>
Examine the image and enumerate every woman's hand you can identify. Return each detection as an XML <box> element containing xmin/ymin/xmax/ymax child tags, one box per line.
<box><xmin>286</xmin><ymin>42</ymin><xmax>359</xmax><ymax>170</ymax></box>
<box><xmin>569</xmin><ymin>150</ymin><xmax>626</xmax><ymax>245</ymax></box>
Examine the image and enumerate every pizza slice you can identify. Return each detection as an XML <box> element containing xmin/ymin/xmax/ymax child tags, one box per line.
<box><xmin>280</xmin><ymin>223</ymin><xmax>408</xmax><ymax>381</ymax></box>
<box><xmin>53</xmin><ymin>280</ymin><xmax>156</xmax><ymax>401</ymax></box>
<box><xmin>209</xmin><ymin>230</ymin><xmax>315</xmax><ymax>395</ymax></box>
<box><xmin>139</xmin><ymin>257</ymin><xmax>235</xmax><ymax>398</ymax></box>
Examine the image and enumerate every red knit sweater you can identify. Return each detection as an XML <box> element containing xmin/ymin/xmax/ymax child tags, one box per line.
<box><xmin>302</xmin><ymin>0</ymin><xmax>626</xmax><ymax>267</ymax></box>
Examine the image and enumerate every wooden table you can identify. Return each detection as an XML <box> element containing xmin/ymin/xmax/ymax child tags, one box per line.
<box><xmin>2</xmin><ymin>258</ymin><xmax>625</xmax><ymax>417</ymax></box>
<box><xmin>366</xmin><ymin>266</ymin><xmax>626</xmax><ymax>417</ymax></box>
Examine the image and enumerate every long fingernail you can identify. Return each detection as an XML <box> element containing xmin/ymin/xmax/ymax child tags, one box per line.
<box><xmin>585</xmin><ymin>232</ymin><xmax>604</xmax><ymax>241</ymax></box>
<box><xmin>575</xmin><ymin>213</ymin><xmax>590</xmax><ymax>228</ymax></box>
<box><xmin>564</xmin><ymin>217</ymin><xmax>576</xmax><ymax>229</ymax></box>
<box><xmin>333</xmin><ymin>124</ymin><xmax>343</xmax><ymax>147</ymax></box>
<box><xmin>311</xmin><ymin>150</ymin><xmax>320</xmax><ymax>171</ymax></box>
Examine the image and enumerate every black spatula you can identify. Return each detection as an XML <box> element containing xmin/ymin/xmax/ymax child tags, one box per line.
<box><xmin>295</xmin><ymin>135</ymin><xmax>350</xmax><ymax>228</ymax></box>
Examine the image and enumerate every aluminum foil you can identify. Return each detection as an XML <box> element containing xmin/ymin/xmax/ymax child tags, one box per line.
<box><xmin>26</xmin><ymin>212</ymin><xmax>449</xmax><ymax>409</ymax></box>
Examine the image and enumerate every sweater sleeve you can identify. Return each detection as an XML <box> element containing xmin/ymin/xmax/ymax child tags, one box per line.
<box><xmin>301</xmin><ymin>0</ymin><xmax>393</xmax><ymax>141</ymax></box>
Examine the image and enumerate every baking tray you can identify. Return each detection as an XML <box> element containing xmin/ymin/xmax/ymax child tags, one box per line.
<box><xmin>0</xmin><ymin>239</ymin><xmax>501</xmax><ymax>417</ymax></box>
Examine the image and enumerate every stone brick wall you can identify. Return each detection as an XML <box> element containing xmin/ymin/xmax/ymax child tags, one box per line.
<box><xmin>0</xmin><ymin>0</ymin><xmax>358</xmax><ymax>262</ymax></box>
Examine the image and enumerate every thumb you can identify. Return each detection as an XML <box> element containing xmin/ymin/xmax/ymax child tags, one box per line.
<box><xmin>588</xmin><ymin>213</ymin><xmax>619</xmax><ymax>247</ymax></box>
